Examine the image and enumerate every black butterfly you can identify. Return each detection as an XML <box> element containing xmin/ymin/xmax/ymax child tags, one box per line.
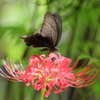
<box><xmin>20</xmin><ymin>12</ymin><xmax>62</xmax><ymax>52</ymax></box>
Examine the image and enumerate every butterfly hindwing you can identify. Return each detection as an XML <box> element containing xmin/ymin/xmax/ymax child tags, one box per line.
<box><xmin>20</xmin><ymin>33</ymin><xmax>51</xmax><ymax>48</ymax></box>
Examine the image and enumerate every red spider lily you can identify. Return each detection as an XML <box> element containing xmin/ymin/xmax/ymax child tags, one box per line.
<box><xmin>0</xmin><ymin>53</ymin><xmax>99</xmax><ymax>97</ymax></box>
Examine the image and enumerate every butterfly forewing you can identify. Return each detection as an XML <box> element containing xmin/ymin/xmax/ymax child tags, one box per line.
<box><xmin>40</xmin><ymin>12</ymin><xmax>58</xmax><ymax>46</ymax></box>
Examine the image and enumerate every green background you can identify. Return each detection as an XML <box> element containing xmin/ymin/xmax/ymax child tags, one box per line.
<box><xmin>0</xmin><ymin>0</ymin><xmax>100</xmax><ymax>100</ymax></box>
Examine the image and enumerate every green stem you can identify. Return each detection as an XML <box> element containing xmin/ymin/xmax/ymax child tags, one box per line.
<box><xmin>40</xmin><ymin>89</ymin><xmax>45</xmax><ymax>100</ymax></box>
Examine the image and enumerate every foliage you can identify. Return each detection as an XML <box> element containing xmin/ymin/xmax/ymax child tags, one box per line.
<box><xmin>0</xmin><ymin>0</ymin><xmax>100</xmax><ymax>100</ymax></box>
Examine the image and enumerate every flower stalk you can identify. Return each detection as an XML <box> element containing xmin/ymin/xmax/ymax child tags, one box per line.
<box><xmin>40</xmin><ymin>89</ymin><xmax>45</xmax><ymax>100</ymax></box>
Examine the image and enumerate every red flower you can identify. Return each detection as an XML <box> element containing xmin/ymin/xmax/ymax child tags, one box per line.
<box><xmin>0</xmin><ymin>53</ymin><xmax>98</xmax><ymax>97</ymax></box>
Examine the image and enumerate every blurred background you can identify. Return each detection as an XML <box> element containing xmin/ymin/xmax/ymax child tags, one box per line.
<box><xmin>0</xmin><ymin>0</ymin><xmax>100</xmax><ymax>100</ymax></box>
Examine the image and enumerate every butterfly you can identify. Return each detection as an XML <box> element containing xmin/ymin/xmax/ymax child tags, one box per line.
<box><xmin>20</xmin><ymin>12</ymin><xmax>62</xmax><ymax>52</ymax></box>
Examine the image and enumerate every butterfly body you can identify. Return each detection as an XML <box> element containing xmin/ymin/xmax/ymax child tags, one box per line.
<box><xmin>20</xmin><ymin>12</ymin><xmax>62</xmax><ymax>52</ymax></box>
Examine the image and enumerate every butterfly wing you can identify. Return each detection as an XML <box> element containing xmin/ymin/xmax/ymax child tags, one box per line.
<box><xmin>20</xmin><ymin>12</ymin><xmax>62</xmax><ymax>52</ymax></box>
<box><xmin>53</xmin><ymin>13</ymin><xmax>62</xmax><ymax>46</ymax></box>
<box><xmin>20</xmin><ymin>33</ymin><xmax>51</xmax><ymax>48</ymax></box>
<box><xmin>40</xmin><ymin>12</ymin><xmax>60</xmax><ymax>47</ymax></box>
